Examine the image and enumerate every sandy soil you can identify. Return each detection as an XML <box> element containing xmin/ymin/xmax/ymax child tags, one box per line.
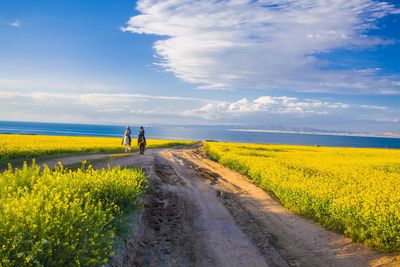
<box><xmin>42</xmin><ymin>145</ymin><xmax>400</xmax><ymax>267</ymax></box>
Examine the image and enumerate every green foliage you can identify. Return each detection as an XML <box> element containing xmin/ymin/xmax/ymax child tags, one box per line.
<box><xmin>0</xmin><ymin>162</ymin><xmax>147</xmax><ymax>266</ymax></box>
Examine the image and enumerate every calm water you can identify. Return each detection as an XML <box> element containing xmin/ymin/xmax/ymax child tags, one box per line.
<box><xmin>1</xmin><ymin>121</ymin><xmax>399</xmax><ymax>149</ymax></box>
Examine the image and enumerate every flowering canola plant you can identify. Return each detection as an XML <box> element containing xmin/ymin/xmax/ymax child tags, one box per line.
<box><xmin>205</xmin><ymin>141</ymin><xmax>400</xmax><ymax>252</ymax></box>
<box><xmin>0</xmin><ymin>134</ymin><xmax>193</xmax><ymax>163</ymax></box>
<box><xmin>0</xmin><ymin>162</ymin><xmax>147</xmax><ymax>266</ymax></box>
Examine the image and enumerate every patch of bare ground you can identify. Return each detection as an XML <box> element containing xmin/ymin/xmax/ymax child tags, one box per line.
<box><xmin>115</xmin><ymin>175</ymin><xmax>198</xmax><ymax>266</ymax></box>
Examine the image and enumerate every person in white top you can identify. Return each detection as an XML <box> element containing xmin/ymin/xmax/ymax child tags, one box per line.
<box><xmin>121</xmin><ymin>126</ymin><xmax>132</xmax><ymax>152</ymax></box>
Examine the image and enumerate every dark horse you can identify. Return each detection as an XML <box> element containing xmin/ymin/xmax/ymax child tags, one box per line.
<box><xmin>138</xmin><ymin>126</ymin><xmax>147</xmax><ymax>154</ymax></box>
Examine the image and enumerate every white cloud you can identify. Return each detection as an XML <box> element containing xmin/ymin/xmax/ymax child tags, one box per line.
<box><xmin>9</xmin><ymin>20</ymin><xmax>21</xmax><ymax>28</ymax></box>
<box><xmin>254</xmin><ymin>96</ymin><xmax>277</xmax><ymax>105</ymax></box>
<box><xmin>186</xmin><ymin>95</ymin><xmax>352</xmax><ymax>119</ymax></box>
<box><xmin>0</xmin><ymin>78</ymin><xmax>134</xmax><ymax>92</ymax></box>
<box><xmin>124</xmin><ymin>0</ymin><xmax>400</xmax><ymax>94</ymax></box>
<box><xmin>359</xmin><ymin>104</ymin><xmax>388</xmax><ymax>110</ymax></box>
<box><xmin>0</xmin><ymin>91</ymin><xmax>213</xmax><ymax>124</ymax></box>
<box><xmin>372</xmin><ymin>117</ymin><xmax>399</xmax><ymax>123</ymax></box>
<box><xmin>0</xmin><ymin>91</ymin><xmax>398</xmax><ymax>131</ymax></box>
<box><xmin>0</xmin><ymin>91</ymin><xmax>209</xmax><ymax>107</ymax></box>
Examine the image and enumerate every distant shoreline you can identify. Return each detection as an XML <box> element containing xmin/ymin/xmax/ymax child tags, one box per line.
<box><xmin>229</xmin><ymin>129</ymin><xmax>400</xmax><ymax>139</ymax></box>
<box><xmin>1</xmin><ymin>121</ymin><xmax>399</xmax><ymax>148</ymax></box>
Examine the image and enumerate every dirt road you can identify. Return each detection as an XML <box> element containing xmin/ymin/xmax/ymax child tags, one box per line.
<box><xmin>45</xmin><ymin>145</ymin><xmax>400</xmax><ymax>267</ymax></box>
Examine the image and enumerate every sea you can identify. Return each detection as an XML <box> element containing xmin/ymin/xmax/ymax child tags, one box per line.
<box><xmin>1</xmin><ymin>121</ymin><xmax>400</xmax><ymax>149</ymax></box>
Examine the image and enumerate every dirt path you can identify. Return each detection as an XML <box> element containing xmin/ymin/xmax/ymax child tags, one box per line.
<box><xmin>43</xmin><ymin>145</ymin><xmax>400</xmax><ymax>267</ymax></box>
<box><xmin>40</xmin><ymin>152</ymin><xmax>115</xmax><ymax>168</ymax></box>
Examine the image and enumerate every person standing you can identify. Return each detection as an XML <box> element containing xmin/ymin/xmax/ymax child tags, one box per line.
<box><xmin>138</xmin><ymin>126</ymin><xmax>146</xmax><ymax>154</ymax></box>
<box><xmin>122</xmin><ymin>126</ymin><xmax>132</xmax><ymax>152</ymax></box>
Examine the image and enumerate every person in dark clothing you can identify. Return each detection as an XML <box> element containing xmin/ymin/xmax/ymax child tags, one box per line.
<box><xmin>138</xmin><ymin>126</ymin><xmax>147</xmax><ymax>154</ymax></box>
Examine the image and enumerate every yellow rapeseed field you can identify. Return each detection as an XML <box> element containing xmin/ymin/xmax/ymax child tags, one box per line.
<box><xmin>0</xmin><ymin>134</ymin><xmax>193</xmax><ymax>163</ymax></box>
<box><xmin>0</xmin><ymin>162</ymin><xmax>147</xmax><ymax>266</ymax></box>
<box><xmin>205</xmin><ymin>141</ymin><xmax>400</xmax><ymax>252</ymax></box>
<box><xmin>0</xmin><ymin>134</ymin><xmax>192</xmax><ymax>265</ymax></box>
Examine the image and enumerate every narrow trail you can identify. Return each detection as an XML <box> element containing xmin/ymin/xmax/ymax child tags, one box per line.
<box><xmin>42</xmin><ymin>145</ymin><xmax>400</xmax><ymax>267</ymax></box>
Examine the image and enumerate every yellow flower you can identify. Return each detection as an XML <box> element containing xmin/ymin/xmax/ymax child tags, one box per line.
<box><xmin>205</xmin><ymin>141</ymin><xmax>400</xmax><ymax>252</ymax></box>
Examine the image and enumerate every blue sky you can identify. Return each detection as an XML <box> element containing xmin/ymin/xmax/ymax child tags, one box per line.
<box><xmin>1</xmin><ymin>0</ymin><xmax>400</xmax><ymax>133</ymax></box>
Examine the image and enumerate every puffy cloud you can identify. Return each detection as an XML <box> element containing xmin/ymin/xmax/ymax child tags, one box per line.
<box><xmin>254</xmin><ymin>96</ymin><xmax>278</xmax><ymax>105</ymax></box>
<box><xmin>187</xmin><ymin>95</ymin><xmax>354</xmax><ymax>118</ymax></box>
<box><xmin>124</xmin><ymin>0</ymin><xmax>400</xmax><ymax>94</ymax></box>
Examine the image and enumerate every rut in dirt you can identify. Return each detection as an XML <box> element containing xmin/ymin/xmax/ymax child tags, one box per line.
<box><xmin>112</xmin><ymin>154</ymin><xmax>215</xmax><ymax>266</ymax></box>
<box><xmin>130</xmin><ymin>175</ymin><xmax>198</xmax><ymax>266</ymax></box>
<box><xmin>110</xmin><ymin>149</ymin><xmax>270</xmax><ymax>267</ymax></box>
